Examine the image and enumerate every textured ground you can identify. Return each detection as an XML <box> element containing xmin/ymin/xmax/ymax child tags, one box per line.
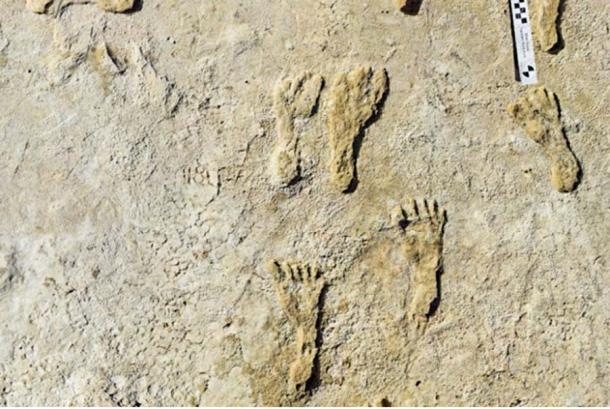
<box><xmin>0</xmin><ymin>0</ymin><xmax>609</xmax><ymax>406</ymax></box>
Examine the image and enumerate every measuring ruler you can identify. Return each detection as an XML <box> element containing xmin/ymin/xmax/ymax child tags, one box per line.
<box><xmin>509</xmin><ymin>0</ymin><xmax>538</xmax><ymax>85</ymax></box>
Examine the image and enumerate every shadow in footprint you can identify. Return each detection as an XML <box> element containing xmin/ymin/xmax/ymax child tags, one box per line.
<box><xmin>427</xmin><ymin>266</ymin><xmax>443</xmax><ymax>318</ymax></box>
<box><xmin>304</xmin><ymin>283</ymin><xmax>328</xmax><ymax>393</ymax></box>
<box><xmin>554</xmin><ymin>94</ymin><xmax>583</xmax><ymax>190</ymax></box>
<box><xmin>399</xmin><ymin>0</ymin><xmax>424</xmax><ymax>15</ymax></box>
<box><xmin>548</xmin><ymin>0</ymin><xmax>566</xmax><ymax>54</ymax></box>
<box><xmin>427</xmin><ymin>211</ymin><xmax>447</xmax><ymax>319</ymax></box>
<box><xmin>125</xmin><ymin>0</ymin><xmax>143</xmax><ymax>14</ymax></box>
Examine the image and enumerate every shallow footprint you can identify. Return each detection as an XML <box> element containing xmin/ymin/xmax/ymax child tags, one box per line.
<box><xmin>267</xmin><ymin>260</ymin><xmax>325</xmax><ymax>392</ymax></box>
<box><xmin>270</xmin><ymin>72</ymin><xmax>323</xmax><ymax>187</ymax></box>
<box><xmin>391</xmin><ymin>198</ymin><xmax>446</xmax><ymax>332</ymax></box>
<box><xmin>327</xmin><ymin>66</ymin><xmax>388</xmax><ymax>193</ymax></box>
<box><xmin>26</xmin><ymin>0</ymin><xmax>135</xmax><ymax>14</ymax></box>
<box><xmin>531</xmin><ymin>0</ymin><xmax>562</xmax><ymax>52</ymax></box>
<box><xmin>508</xmin><ymin>86</ymin><xmax>580</xmax><ymax>193</ymax></box>
<box><xmin>96</xmin><ymin>0</ymin><xmax>135</xmax><ymax>13</ymax></box>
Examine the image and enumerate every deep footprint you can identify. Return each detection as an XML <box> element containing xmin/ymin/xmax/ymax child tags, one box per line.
<box><xmin>267</xmin><ymin>260</ymin><xmax>325</xmax><ymax>392</ymax></box>
<box><xmin>391</xmin><ymin>198</ymin><xmax>446</xmax><ymax>332</ymax></box>
<box><xmin>395</xmin><ymin>0</ymin><xmax>423</xmax><ymax>15</ymax></box>
<box><xmin>327</xmin><ymin>66</ymin><xmax>388</xmax><ymax>193</ymax></box>
<box><xmin>508</xmin><ymin>86</ymin><xmax>580</xmax><ymax>193</ymax></box>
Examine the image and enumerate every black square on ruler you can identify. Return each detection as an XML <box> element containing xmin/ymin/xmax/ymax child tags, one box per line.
<box><xmin>521</xmin><ymin>17</ymin><xmax>528</xmax><ymax>23</ymax></box>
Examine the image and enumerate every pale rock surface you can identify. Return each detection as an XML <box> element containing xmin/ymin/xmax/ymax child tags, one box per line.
<box><xmin>1</xmin><ymin>0</ymin><xmax>609</xmax><ymax>406</ymax></box>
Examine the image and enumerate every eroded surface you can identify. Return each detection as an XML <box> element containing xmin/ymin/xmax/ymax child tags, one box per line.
<box><xmin>1</xmin><ymin>0</ymin><xmax>608</xmax><ymax>406</ymax></box>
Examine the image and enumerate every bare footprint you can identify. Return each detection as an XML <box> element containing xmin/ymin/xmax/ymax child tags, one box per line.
<box><xmin>531</xmin><ymin>0</ymin><xmax>562</xmax><ymax>52</ymax></box>
<box><xmin>267</xmin><ymin>260</ymin><xmax>325</xmax><ymax>392</ymax></box>
<box><xmin>327</xmin><ymin>66</ymin><xmax>388</xmax><ymax>192</ymax></box>
<box><xmin>26</xmin><ymin>0</ymin><xmax>135</xmax><ymax>14</ymax></box>
<box><xmin>391</xmin><ymin>198</ymin><xmax>446</xmax><ymax>332</ymax></box>
<box><xmin>270</xmin><ymin>72</ymin><xmax>323</xmax><ymax>186</ymax></box>
<box><xmin>508</xmin><ymin>86</ymin><xmax>580</xmax><ymax>193</ymax></box>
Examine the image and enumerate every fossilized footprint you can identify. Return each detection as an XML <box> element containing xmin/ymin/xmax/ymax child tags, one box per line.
<box><xmin>270</xmin><ymin>72</ymin><xmax>323</xmax><ymax>186</ymax></box>
<box><xmin>96</xmin><ymin>0</ymin><xmax>135</xmax><ymax>12</ymax></box>
<box><xmin>391</xmin><ymin>198</ymin><xmax>446</xmax><ymax>331</ymax></box>
<box><xmin>327</xmin><ymin>66</ymin><xmax>388</xmax><ymax>192</ymax></box>
<box><xmin>267</xmin><ymin>260</ymin><xmax>325</xmax><ymax>392</ymax></box>
<box><xmin>26</xmin><ymin>0</ymin><xmax>135</xmax><ymax>14</ymax></box>
<box><xmin>25</xmin><ymin>0</ymin><xmax>54</xmax><ymax>13</ymax></box>
<box><xmin>508</xmin><ymin>86</ymin><xmax>580</xmax><ymax>193</ymax></box>
<box><xmin>531</xmin><ymin>0</ymin><xmax>562</xmax><ymax>52</ymax></box>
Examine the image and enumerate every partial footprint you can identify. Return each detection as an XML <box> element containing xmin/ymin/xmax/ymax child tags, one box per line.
<box><xmin>270</xmin><ymin>72</ymin><xmax>323</xmax><ymax>186</ymax></box>
<box><xmin>391</xmin><ymin>198</ymin><xmax>446</xmax><ymax>331</ymax></box>
<box><xmin>87</xmin><ymin>42</ymin><xmax>123</xmax><ymax>95</ymax></box>
<box><xmin>26</xmin><ymin>0</ymin><xmax>54</xmax><ymax>13</ymax></box>
<box><xmin>328</xmin><ymin>66</ymin><xmax>388</xmax><ymax>192</ymax></box>
<box><xmin>96</xmin><ymin>0</ymin><xmax>135</xmax><ymax>12</ymax></box>
<box><xmin>508</xmin><ymin>86</ymin><xmax>580</xmax><ymax>193</ymax></box>
<box><xmin>26</xmin><ymin>0</ymin><xmax>135</xmax><ymax>14</ymax></box>
<box><xmin>131</xmin><ymin>45</ymin><xmax>182</xmax><ymax>118</ymax></box>
<box><xmin>267</xmin><ymin>260</ymin><xmax>325</xmax><ymax>392</ymax></box>
<box><xmin>531</xmin><ymin>0</ymin><xmax>562</xmax><ymax>52</ymax></box>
